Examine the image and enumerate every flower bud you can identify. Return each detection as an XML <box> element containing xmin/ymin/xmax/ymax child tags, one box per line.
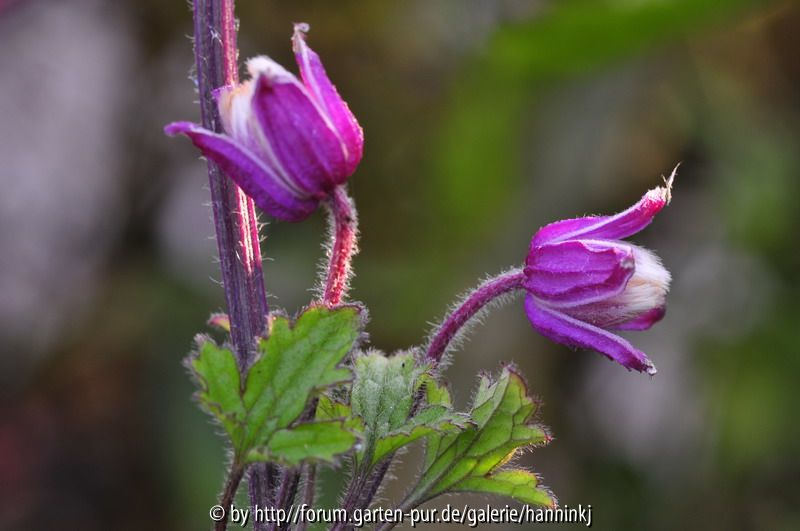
<box><xmin>523</xmin><ymin>172</ymin><xmax>675</xmax><ymax>374</ymax></box>
<box><xmin>165</xmin><ymin>23</ymin><xmax>363</xmax><ymax>222</ymax></box>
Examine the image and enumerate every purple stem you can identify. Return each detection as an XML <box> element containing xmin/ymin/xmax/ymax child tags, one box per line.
<box><xmin>425</xmin><ymin>268</ymin><xmax>526</xmax><ymax>363</ymax></box>
<box><xmin>191</xmin><ymin>0</ymin><xmax>274</xmax><ymax>527</ymax></box>
<box><xmin>323</xmin><ymin>185</ymin><xmax>358</xmax><ymax>306</ymax></box>
<box><xmin>193</xmin><ymin>0</ymin><xmax>266</xmax><ymax>370</ymax></box>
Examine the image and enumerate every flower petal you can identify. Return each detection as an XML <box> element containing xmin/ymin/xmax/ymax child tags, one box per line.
<box><xmin>525</xmin><ymin>295</ymin><xmax>656</xmax><ymax>374</ymax></box>
<box><xmin>532</xmin><ymin>170</ymin><xmax>675</xmax><ymax>247</ymax></box>
<box><xmin>164</xmin><ymin>121</ymin><xmax>319</xmax><ymax>222</ymax></box>
<box><xmin>524</xmin><ymin>240</ymin><xmax>635</xmax><ymax>306</ymax></box>
<box><xmin>293</xmin><ymin>23</ymin><xmax>363</xmax><ymax>175</ymax></box>
<box><xmin>252</xmin><ymin>68</ymin><xmax>349</xmax><ymax>194</ymax></box>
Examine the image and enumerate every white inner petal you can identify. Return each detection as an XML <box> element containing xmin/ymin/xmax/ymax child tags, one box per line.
<box><xmin>611</xmin><ymin>244</ymin><xmax>671</xmax><ymax>316</ymax></box>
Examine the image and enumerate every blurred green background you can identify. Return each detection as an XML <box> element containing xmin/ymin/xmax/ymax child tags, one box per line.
<box><xmin>2</xmin><ymin>0</ymin><xmax>799</xmax><ymax>529</ymax></box>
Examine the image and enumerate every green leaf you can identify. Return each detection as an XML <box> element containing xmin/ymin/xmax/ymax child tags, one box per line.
<box><xmin>190</xmin><ymin>341</ymin><xmax>246</xmax><ymax>445</ymax></box>
<box><xmin>456</xmin><ymin>469</ymin><xmax>553</xmax><ymax>507</ymax></box>
<box><xmin>249</xmin><ymin>422</ymin><xmax>360</xmax><ymax>466</ymax></box>
<box><xmin>190</xmin><ymin>307</ymin><xmax>362</xmax><ymax>465</ymax></box>
<box><xmin>410</xmin><ymin>366</ymin><xmax>554</xmax><ymax>508</ymax></box>
<box><xmin>316</xmin><ymin>394</ymin><xmax>365</xmax><ymax>433</ymax></box>
<box><xmin>351</xmin><ymin>352</ymin><xmax>421</xmax><ymax>440</ymax></box>
<box><xmin>349</xmin><ymin>352</ymin><xmax>466</xmax><ymax>467</ymax></box>
<box><xmin>371</xmin><ymin>405</ymin><xmax>468</xmax><ymax>466</ymax></box>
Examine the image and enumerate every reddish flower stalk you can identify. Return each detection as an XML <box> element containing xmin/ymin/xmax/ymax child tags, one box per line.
<box><xmin>425</xmin><ymin>269</ymin><xmax>526</xmax><ymax>363</ymax></box>
<box><xmin>323</xmin><ymin>185</ymin><xmax>358</xmax><ymax>305</ymax></box>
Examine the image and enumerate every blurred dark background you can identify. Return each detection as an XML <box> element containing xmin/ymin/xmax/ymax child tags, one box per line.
<box><xmin>2</xmin><ymin>0</ymin><xmax>799</xmax><ymax>529</ymax></box>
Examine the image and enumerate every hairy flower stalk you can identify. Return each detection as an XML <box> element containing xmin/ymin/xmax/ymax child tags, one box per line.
<box><xmin>324</xmin><ymin>185</ymin><xmax>358</xmax><ymax>305</ymax></box>
<box><xmin>426</xmin><ymin>269</ymin><xmax>527</xmax><ymax>363</ymax></box>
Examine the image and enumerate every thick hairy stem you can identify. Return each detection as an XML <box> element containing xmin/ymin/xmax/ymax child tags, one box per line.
<box><xmin>425</xmin><ymin>268</ymin><xmax>526</xmax><ymax>363</ymax></box>
<box><xmin>330</xmin><ymin>469</ymin><xmax>369</xmax><ymax>531</ymax></box>
<box><xmin>193</xmin><ymin>0</ymin><xmax>265</xmax><ymax>370</ymax></box>
<box><xmin>192</xmin><ymin>0</ymin><xmax>274</xmax><ymax>523</ymax></box>
<box><xmin>215</xmin><ymin>462</ymin><xmax>245</xmax><ymax>531</ymax></box>
<box><xmin>323</xmin><ymin>186</ymin><xmax>358</xmax><ymax>306</ymax></box>
<box><xmin>249</xmin><ymin>463</ymin><xmax>278</xmax><ymax>531</ymax></box>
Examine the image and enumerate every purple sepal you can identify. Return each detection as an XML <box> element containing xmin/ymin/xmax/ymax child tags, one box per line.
<box><xmin>253</xmin><ymin>74</ymin><xmax>348</xmax><ymax>194</ymax></box>
<box><xmin>525</xmin><ymin>295</ymin><xmax>656</xmax><ymax>375</ymax></box>
<box><xmin>532</xmin><ymin>178</ymin><xmax>673</xmax><ymax>247</ymax></box>
<box><xmin>164</xmin><ymin>121</ymin><xmax>318</xmax><ymax>222</ymax></box>
<box><xmin>612</xmin><ymin>305</ymin><xmax>666</xmax><ymax>331</ymax></box>
<box><xmin>293</xmin><ymin>23</ymin><xmax>364</xmax><ymax>176</ymax></box>
<box><xmin>524</xmin><ymin>240</ymin><xmax>634</xmax><ymax>306</ymax></box>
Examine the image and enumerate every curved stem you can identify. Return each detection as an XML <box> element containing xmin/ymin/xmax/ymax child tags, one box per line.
<box><xmin>323</xmin><ymin>186</ymin><xmax>358</xmax><ymax>306</ymax></box>
<box><xmin>425</xmin><ymin>268</ymin><xmax>526</xmax><ymax>363</ymax></box>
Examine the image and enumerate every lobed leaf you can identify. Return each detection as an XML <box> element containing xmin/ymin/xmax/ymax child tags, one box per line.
<box><xmin>190</xmin><ymin>307</ymin><xmax>363</xmax><ymax>465</ymax></box>
<box><xmin>248</xmin><ymin>421</ymin><xmax>360</xmax><ymax>466</ymax></box>
<box><xmin>411</xmin><ymin>366</ymin><xmax>554</xmax><ymax>508</ymax></box>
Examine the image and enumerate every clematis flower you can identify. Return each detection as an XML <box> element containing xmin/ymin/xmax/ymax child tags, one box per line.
<box><xmin>523</xmin><ymin>173</ymin><xmax>675</xmax><ymax>375</ymax></box>
<box><xmin>164</xmin><ymin>23</ymin><xmax>363</xmax><ymax>222</ymax></box>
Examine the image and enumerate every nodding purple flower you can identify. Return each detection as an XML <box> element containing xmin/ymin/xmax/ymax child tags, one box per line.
<box><xmin>523</xmin><ymin>173</ymin><xmax>675</xmax><ymax>375</ymax></box>
<box><xmin>165</xmin><ymin>23</ymin><xmax>363</xmax><ymax>222</ymax></box>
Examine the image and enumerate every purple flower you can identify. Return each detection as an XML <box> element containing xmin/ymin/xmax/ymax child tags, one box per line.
<box><xmin>523</xmin><ymin>174</ymin><xmax>675</xmax><ymax>375</ymax></box>
<box><xmin>165</xmin><ymin>23</ymin><xmax>363</xmax><ymax>222</ymax></box>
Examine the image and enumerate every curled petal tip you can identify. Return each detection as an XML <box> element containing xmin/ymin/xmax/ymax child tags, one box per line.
<box><xmin>292</xmin><ymin>22</ymin><xmax>310</xmax><ymax>52</ymax></box>
<box><xmin>645</xmin><ymin>363</ymin><xmax>658</xmax><ymax>376</ymax></box>
<box><xmin>664</xmin><ymin>163</ymin><xmax>679</xmax><ymax>203</ymax></box>
<box><xmin>293</xmin><ymin>22</ymin><xmax>310</xmax><ymax>35</ymax></box>
<box><xmin>654</xmin><ymin>163</ymin><xmax>679</xmax><ymax>205</ymax></box>
<box><xmin>164</xmin><ymin>121</ymin><xmax>194</xmax><ymax>137</ymax></box>
<box><xmin>246</xmin><ymin>55</ymin><xmax>295</xmax><ymax>84</ymax></box>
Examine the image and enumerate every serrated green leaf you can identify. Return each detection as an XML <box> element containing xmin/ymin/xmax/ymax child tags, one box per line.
<box><xmin>410</xmin><ymin>367</ymin><xmax>553</xmax><ymax>508</ymax></box>
<box><xmin>190</xmin><ymin>341</ymin><xmax>246</xmax><ymax>447</ymax></box>
<box><xmin>241</xmin><ymin>307</ymin><xmax>359</xmax><ymax>452</ymax></box>
<box><xmin>456</xmin><ymin>469</ymin><xmax>554</xmax><ymax>507</ymax></box>
<box><xmin>247</xmin><ymin>421</ymin><xmax>359</xmax><ymax>466</ymax></box>
<box><xmin>316</xmin><ymin>394</ymin><xmax>365</xmax><ymax>433</ymax></box>
<box><xmin>190</xmin><ymin>307</ymin><xmax>362</xmax><ymax>465</ymax></box>
<box><xmin>419</xmin><ymin>375</ymin><xmax>456</xmax><ymax>471</ymax></box>
<box><xmin>351</xmin><ymin>352</ymin><xmax>420</xmax><ymax>439</ymax></box>
<box><xmin>419</xmin><ymin>373</ymin><xmax>453</xmax><ymax>408</ymax></box>
<box><xmin>351</xmin><ymin>352</ymin><xmax>459</xmax><ymax>467</ymax></box>
<box><xmin>371</xmin><ymin>405</ymin><xmax>468</xmax><ymax>466</ymax></box>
